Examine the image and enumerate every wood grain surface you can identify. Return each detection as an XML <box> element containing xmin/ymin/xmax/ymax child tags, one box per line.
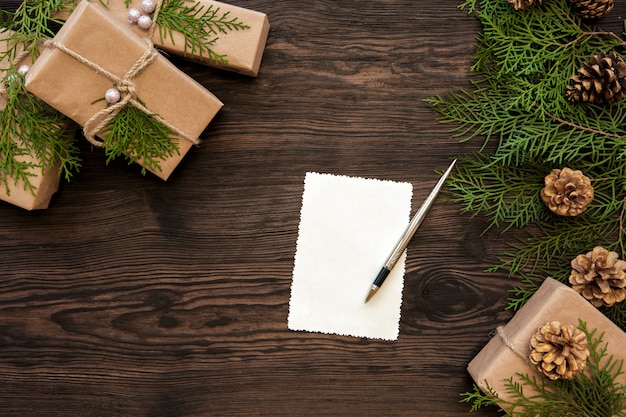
<box><xmin>1</xmin><ymin>1</ymin><xmax>625</xmax><ymax>416</ymax></box>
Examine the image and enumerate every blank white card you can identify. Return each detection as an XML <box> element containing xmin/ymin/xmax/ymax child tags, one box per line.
<box><xmin>288</xmin><ymin>172</ymin><xmax>413</xmax><ymax>340</ymax></box>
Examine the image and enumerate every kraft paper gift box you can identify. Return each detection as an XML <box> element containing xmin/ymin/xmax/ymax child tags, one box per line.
<box><xmin>27</xmin><ymin>0</ymin><xmax>223</xmax><ymax>181</ymax></box>
<box><xmin>58</xmin><ymin>0</ymin><xmax>270</xmax><ymax>77</ymax></box>
<box><xmin>467</xmin><ymin>277</ymin><xmax>626</xmax><ymax>409</ymax></box>
<box><xmin>0</xmin><ymin>31</ymin><xmax>76</xmax><ymax>210</ymax></box>
<box><xmin>0</xmin><ymin>149</ymin><xmax>65</xmax><ymax>211</ymax></box>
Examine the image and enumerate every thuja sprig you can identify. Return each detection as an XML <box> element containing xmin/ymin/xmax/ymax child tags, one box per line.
<box><xmin>438</xmin><ymin>0</ymin><xmax>626</xmax><ymax>143</ymax></box>
<box><xmin>2</xmin><ymin>0</ymin><xmax>71</xmax><ymax>60</ymax></box>
<box><xmin>427</xmin><ymin>0</ymin><xmax>626</xmax><ymax>317</ymax></box>
<box><xmin>505</xmin><ymin>273</ymin><xmax>541</xmax><ymax>311</ymax></box>
<box><xmin>148</xmin><ymin>0</ymin><xmax>250</xmax><ymax>65</ymax></box>
<box><xmin>444</xmin><ymin>149</ymin><xmax>626</xmax><ymax>279</ymax></box>
<box><xmin>0</xmin><ymin>66</ymin><xmax>81</xmax><ymax>195</ymax></box>
<box><xmin>97</xmin><ymin>103</ymin><xmax>179</xmax><ymax>176</ymax></box>
<box><xmin>452</xmin><ymin>154</ymin><xmax>626</xmax><ymax>327</ymax></box>
<box><xmin>446</xmin><ymin>153</ymin><xmax>550</xmax><ymax>233</ymax></box>
<box><xmin>461</xmin><ymin>321</ymin><xmax>626</xmax><ymax>416</ymax></box>
<box><xmin>427</xmin><ymin>89</ymin><xmax>626</xmax><ymax>168</ymax></box>
<box><xmin>449</xmin><ymin>153</ymin><xmax>626</xmax><ymax>265</ymax></box>
<box><xmin>462</xmin><ymin>0</ymin><xmax>626</xmax><ymax>118</ymax></box>
<box><xmin>0</xmin><ymin>10</ymin><xmax>14</xmax><ymax>29</ymax></box>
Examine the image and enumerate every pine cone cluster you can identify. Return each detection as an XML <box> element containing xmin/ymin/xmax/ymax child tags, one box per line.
<box><xmin>540</xmin><ymin>168</ymin><xmax>594</xmax><ymax>216</ymax></box>
<box><xmin>529</xmin><ymin>321</ymin><xmax>589</xmax><ymax>380</ymax></box>
<box><xmin>507</xmin><ymin>0</ymin><xmax>547</xmax><ymax>10</ymax></box>
<box><xmin>566</xmin><ymin>51</ymin><xmax>626</xmax><ymax>105</ymax></box>
<box><xmin>570</xmin><ymin>0</ymin><xmax>615</xmax><ymax>19</ymax></box>
<box><xmin>570</xmin><ymin>246</ymin><xmax>626</xmax><ymax>308</ymax></box>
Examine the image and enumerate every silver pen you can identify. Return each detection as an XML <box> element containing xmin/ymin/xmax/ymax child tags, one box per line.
<box><xmin>365</xmin><ymin>159</ymin><xmax>457</xmax><ymax>303</ymax></box>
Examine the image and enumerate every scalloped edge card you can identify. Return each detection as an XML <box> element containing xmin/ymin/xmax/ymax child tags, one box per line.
<box><xmin>288</xmin><ymin>172</ymin><xmax>413</xmax><ymax>340</ymax></box>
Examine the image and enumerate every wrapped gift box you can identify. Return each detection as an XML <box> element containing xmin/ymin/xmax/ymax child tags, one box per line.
<box><xmin>0</xmin><ymin>31</ymin><xmax>75</xmax><ymax>210</ymax></box>
<box><xmin>58</xmin><ymin>0</ymin><xmax>270</xmax><ymax>76</ymax></box>
<box><xmin>468</xmin><ymin>277</ymin><xmax>626</xmax><ymax>409</ymax></box>
<box><xmin>0</xmin><ymin>152</ymin><xmax>64</xmax><ymax>211</ymax></box>
<box><xmin>26</xmin><ymin>0</ymin><xmax>223</xmax><ymax>180</ymax></box>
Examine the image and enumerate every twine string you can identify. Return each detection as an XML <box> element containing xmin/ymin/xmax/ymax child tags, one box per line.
<box><xmin>474</xmin><ymin>326</ymin><xmax>536</xmax><ymax>393</ymax></box>
<box><xmin>496</xmin><ymin>325</ymin><xmax>532</xmax><ymax>366</ymax></box>
<box><xmin>147</xmin><ymin>0</ymin><xmax>164</xmax><ymax>40</ymax></box>
<box><xmin>43</xmin><ymin>36</ymin><xmax>198</xmax><ymax>147</ymax></box>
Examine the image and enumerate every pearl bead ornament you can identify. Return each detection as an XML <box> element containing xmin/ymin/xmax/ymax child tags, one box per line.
<box><xmin>17</xmin><ymin>65</ymin><xmax>30</xmax><ymax>76</ymax></box>
<box><xmin>128</xmin><ymin>8</ymin><xmax>141</xmax><ymax>24</ymax></box>
<box><xmin>141</xmin><ymin>0</ymin><xmax>156</xmax><ymax>14</ymax></box>
<box><xmin>137</xmin><ymin>14</ymin><xmax>153</xmax><ymax>30</ymax></box>
<box><xmin>105</xmin><ymin>88</ymin><xmax>121</xmax><ymax>104</ymax></box>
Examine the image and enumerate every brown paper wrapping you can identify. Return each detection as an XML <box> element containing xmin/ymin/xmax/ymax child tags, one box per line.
<box><xmin>27</xmin><ymin>1</ymin><xmax>223</xmax><ymax>180</ymax></box>
<box><xmin>58</xmin><ymin>0</ymin><xmax>270</xmax><ymax>76</ymax></box>
<box><xmin>0</xmin><ymin>157</ymin><xmax>63</xmax><ymax>211</ymax></box>
<box><xmin>467</xmin><ymin>277</ymin><xmax>626</xmax><ymax>408</ymax></box>
<box><xmin>0</xmin><ymin>31</ymin><xmax>72</xmax><ymax>210</ymax></box>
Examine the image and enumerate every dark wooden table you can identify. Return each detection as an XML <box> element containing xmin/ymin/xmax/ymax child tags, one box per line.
<box><xmin>2</xmin><ymin>1</ymin><xmax>625</xmax><ymax>416</ymax></box>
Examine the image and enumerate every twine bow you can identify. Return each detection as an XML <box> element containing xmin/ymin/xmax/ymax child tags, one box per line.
<box><xmin>43</xmin><ymin>36</ymin><xmax>198</xmax><ymax>147</ymax></box>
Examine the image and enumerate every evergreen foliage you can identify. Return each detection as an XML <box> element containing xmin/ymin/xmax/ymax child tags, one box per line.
<box><xmin>0</xmin><ymin>66</ymin><xmax>80</xmax><ymax>195</ymax></box>
<box><xmin>426</xmin><ymin>0</ymin><xmax>626</xmax><ymax>329</ymax></box>
<box><xmin>2</xmin><ymin>0</ymin><xmax>70</xmax><ymax>59</ymax></box>
<box><xmin>98</xmin><ymin>103</ymin><xmax>179</xmax><ymax>176</ymax></box>
<box><xmin>0</xmin><ymin>1</ymin><xmax>81</xmax><ymax>194</ymax></box>
<box><xmin>156</xmin><ymin>0</ymin><xmax>249</xmax><ymax>65</ymax></box>
<box><xmin>122</xmin><ymin>0</ymin><xmax>250</xmax><ymax>65</ymax></box>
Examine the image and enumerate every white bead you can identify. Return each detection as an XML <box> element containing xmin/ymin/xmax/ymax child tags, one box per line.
<box><xmin>137</xmin><ymin>14</ymin><xmax>153</xmax><ymax>30</ymax></box>
<box><xmin>141</xmin><ymin>0</ymin><xmax>155</xmax><ymax>14</ymax></box>
<box><xmin>17</xmin><ymin>64</ymin><xmax>30</xmax><ymax>76</ymax></box>
<box><xmin>105</xmin><ymin>88</ymin><xmax>121</xmax><ymax>104</ymax></box>
<box><xmin>127</xmin><ymin>8</ymin><xmax>141</xmax><ymax>24</ymax></box>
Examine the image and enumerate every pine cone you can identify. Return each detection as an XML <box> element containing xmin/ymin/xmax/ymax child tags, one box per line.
<box><xmin>570</xmin><ymin>246</ymin><xmax>626</xmax><ymax>308</ymax></box>
<box><xmin>529</xmin><ymin>321</ymin><xmax>589</xmax><ymax>380</ymax></box>
<box><xmin>539</xmin><ymin>167</ymin><xmax>593</xmax><ymax>216</ymax></box>
<box><xmin>566</xmin><ymin>51</ymin><xmax>626</xmax><ymax>104</ymax></box>
<box><xmin>507</xmin><ymin>0</ymin><xmax>547</xmax><ymax>10</ymax></box>
<box><xmin>570</xmin><ymin>0</ymin><xmax>615</xmax><ymax>19</ymax></box>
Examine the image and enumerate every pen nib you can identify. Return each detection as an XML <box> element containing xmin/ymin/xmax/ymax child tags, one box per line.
<box><xmin>365</xmin><ymin>285</ymin><xmax>379</xmax><ymax>303</ymax></box>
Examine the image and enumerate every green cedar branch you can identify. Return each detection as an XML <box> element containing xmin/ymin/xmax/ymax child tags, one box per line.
<box><xmin>0</xmin><ymin>66</ymin><xmax>81</xmax><ymax>195</ymax></box>
<box><xmin>98</xmin><ymin>103</ymin><xmax>179</xmax><ymax>176</ymax></box>
<box><xmin>1</xmin><ymin>0</ymin><xmax>71</xmax><ymax>60</ymax></box>
<box><xmin>122</xmin><ymin>0</ymin><xmax>250</xmax><ymax>65</ymax></box>
<box><xmin>0</xmin><ymin>10</ymin><xmax>14</xmax><ymax>29</ymax></box>
<box><xmin>428</xmin><ymin>0</ymin><xmax>626</xmax><ymax>328</ymax></box>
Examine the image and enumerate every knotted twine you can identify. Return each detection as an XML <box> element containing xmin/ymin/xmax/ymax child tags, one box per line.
<box><xmin>42</xmin><ymin>36</ymin><xmax>199</xmax><ymax>147</ymax></box>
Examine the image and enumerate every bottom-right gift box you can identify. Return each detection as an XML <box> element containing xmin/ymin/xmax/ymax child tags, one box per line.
<box><xmin>467</xmin><ymin>277</ymin><xmax>626</xmax><ymax>414</ymax></box>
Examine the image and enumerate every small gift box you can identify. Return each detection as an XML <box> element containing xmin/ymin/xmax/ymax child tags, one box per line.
<box><xmin>0</xmin><ymin>31</ymin><xmax>77</xmax><ymax>210</ymax></box>
<box><xmin>0</xmin><ymin>150</ymin><xmax>64</xmax><ymax>211</ymax></box>
<box><xmin>27</xmin><ymin>0</ymin><xmax>223</xmax><ymax>180</ymax></box>
<box><xmin>59</xmin><ymin>0</ymin><xmax>270</xmax><ymax>77</ymax></box>
<box><xmin>468</xmin><ymin>277</ymin><xmax>626</xmax><ymax>411</ymax></box>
